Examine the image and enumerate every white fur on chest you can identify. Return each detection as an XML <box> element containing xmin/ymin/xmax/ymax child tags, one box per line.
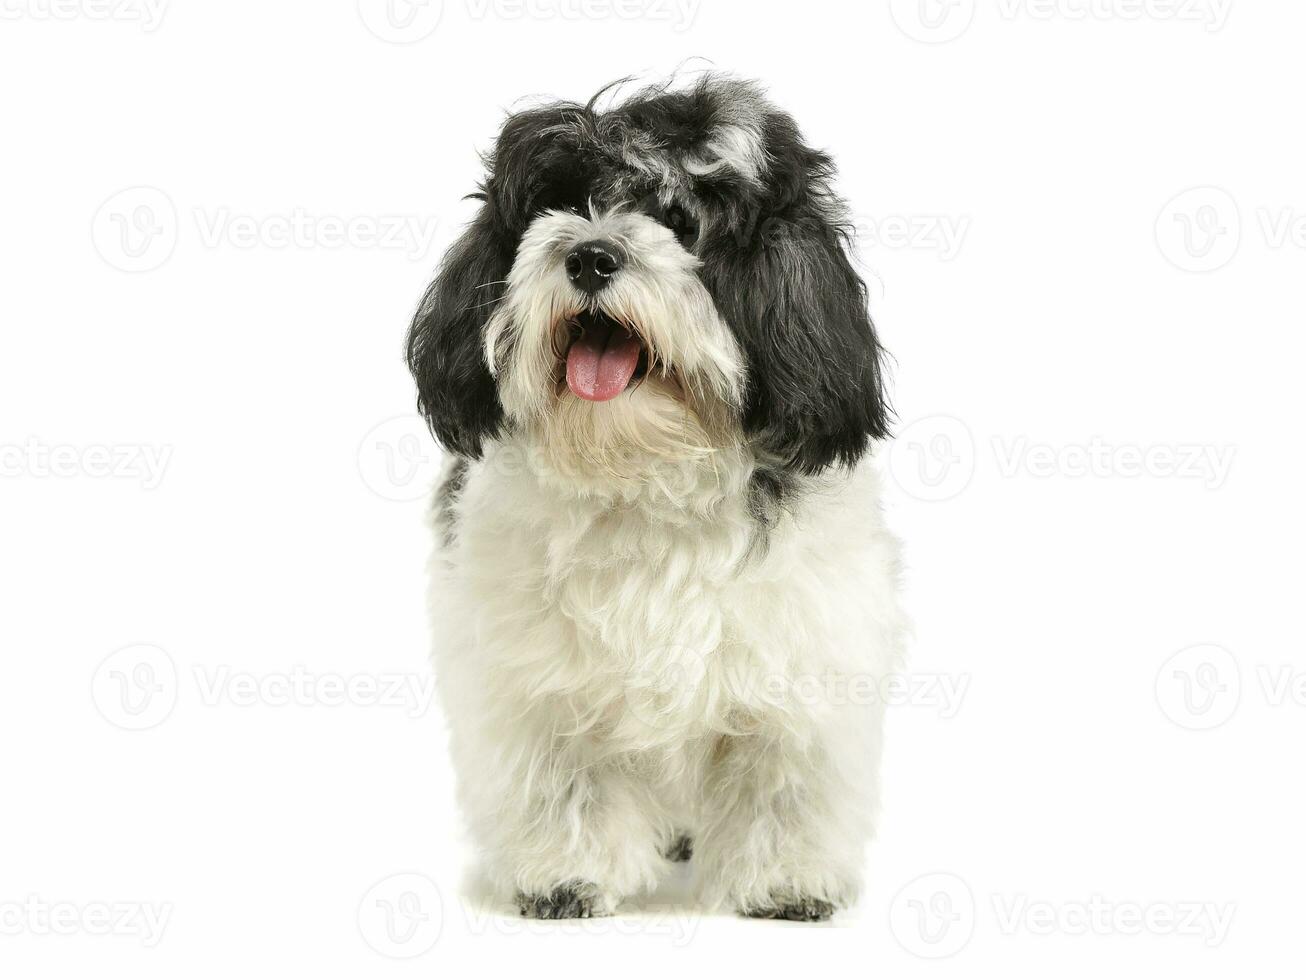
<box><xmin>434</xmin><ymin>439</ymin><xmax>904</xmax><ymax>753</ymax></box>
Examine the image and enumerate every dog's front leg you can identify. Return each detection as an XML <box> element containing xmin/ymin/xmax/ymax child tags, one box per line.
<box><xmin>472</xmin><ymin>725</ymin><xmax>666</xmax><ymax>919</ymax></box>
<box><xmin>694</xmin><ymin>711</ymin><xmax>881</xmax><ymax>921</ymax></box>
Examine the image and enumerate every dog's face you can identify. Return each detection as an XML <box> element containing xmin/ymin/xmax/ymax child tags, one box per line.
<box><xmin>408</xmin><ymin>76</ymin><xmax>889</xmax><ymax>478</ymax></box>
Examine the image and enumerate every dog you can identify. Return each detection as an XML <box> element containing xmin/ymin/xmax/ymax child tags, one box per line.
<box><xmin>406</xmin><ymin>75</ymin><xmax>906</xmax><ymax>922</ymax></box>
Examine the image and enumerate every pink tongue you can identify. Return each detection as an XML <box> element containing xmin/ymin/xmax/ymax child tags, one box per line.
<box><xmin>566</xmin><ymin>324</ymin><xmax>641</xmax><ymax>402</ymax></box>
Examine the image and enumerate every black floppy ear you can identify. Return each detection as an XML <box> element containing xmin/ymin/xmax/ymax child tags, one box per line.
<box><xmin>705</xmin><ymin>116</ymin><xmax>891</xmax><ymax>474</ymax></box>
<box><xmin>406</xmin><ymin>203</ymin><xmax>512</xmax><ymax>458</ymax></box>
<box><xmin>407</xmin><ymin>100</ymin><xmax>592</xmax><ymax>456</ymax></box>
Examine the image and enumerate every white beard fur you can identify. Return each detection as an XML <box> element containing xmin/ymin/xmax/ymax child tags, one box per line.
<box><xmin>426</xmin><ymin>422</ymin><xmax>907</xmax><ymax>915</ymax></box>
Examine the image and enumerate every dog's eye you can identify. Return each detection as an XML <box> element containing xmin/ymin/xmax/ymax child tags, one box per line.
<box><xmin>663</xmin><ymin>205</ymin><xmax>699</xmax><ymax>249</ymax></box>
<box><xmin>541</xmin><ymin>197</ymin><xmax>589</xmax><ymax>219</ymax></box>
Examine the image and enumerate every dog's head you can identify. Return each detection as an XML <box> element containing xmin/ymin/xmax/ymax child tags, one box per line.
<box><xmin>408</xmin><ymin>75</ymin><xmax>889</xmax><ymax>479</ymax></box>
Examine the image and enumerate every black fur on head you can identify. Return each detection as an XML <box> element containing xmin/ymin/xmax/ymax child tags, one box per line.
<box><xmin>406</xmin><ymin>73</ymin><xmax>891</xmax><ymax>472</ymax></box>
<box><xmin>406</xmin><ymin>203</ymin><xmax>510</xmax><ymax>458</ymax></box>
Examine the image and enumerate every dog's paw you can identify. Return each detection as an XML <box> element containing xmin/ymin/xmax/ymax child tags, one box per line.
<box><xmin>743</xmin><ymin>897</ymin><xmax>836</xmax><ymax>922</ymax></box>
<box><xmin>517</xmin><ymin>882</ymin><xmax>602</xmax><ymax>919</ymax></box>
<box><xmin>662</xmin><ymin>834</ymin><xmax>693</xmax><ymax>862</ymax></box>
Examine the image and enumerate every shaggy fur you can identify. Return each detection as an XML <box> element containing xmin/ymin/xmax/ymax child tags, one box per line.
<box><xmin>408</xmin><ymin>74</ymin><xmax>906</xmax><ymax>921</ymax></box>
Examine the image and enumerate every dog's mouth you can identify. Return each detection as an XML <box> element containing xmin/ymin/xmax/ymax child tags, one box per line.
<box><xmin>563</xmin><ymin>310</ymin><xmax>648</xmax><ymax>402</ymax></box>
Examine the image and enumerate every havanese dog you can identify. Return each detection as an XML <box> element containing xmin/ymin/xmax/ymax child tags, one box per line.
<box><xmin>407</xmin><ymin>74</ymin><xmax>906</xmax><ymax>922</ymax></box>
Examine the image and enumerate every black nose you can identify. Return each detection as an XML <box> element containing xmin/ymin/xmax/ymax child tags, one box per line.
<box><xmin>565</xmin><ymin>240</ymin><xmax>623</xmax><ymax>295</ymax></box>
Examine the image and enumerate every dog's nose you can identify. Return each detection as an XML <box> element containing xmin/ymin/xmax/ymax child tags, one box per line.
<box><xmin>565</xmin><ymin>240</ymin><xmax>624</xmax><ymax>295</ymax></box>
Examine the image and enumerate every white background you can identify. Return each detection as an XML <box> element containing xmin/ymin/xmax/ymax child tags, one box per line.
<box><xmin>1</xmin><ymin>0</ymin><xmax>1302</xmax><ymax>976</ymax></box>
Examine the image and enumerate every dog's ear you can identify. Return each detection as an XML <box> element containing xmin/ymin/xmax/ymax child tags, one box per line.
<box><xmin>406</xmin><ymin>203</ymin><xmax>513</xmax><ymax>458</ymax></box>
<box><xmin>704</xmin><ymin>111</ymin><xmax>891</xmax><ymax>474</ymax></box>
<box><xmin>407</xmin><ymin>101</ymin><xmax>592</xmax><ymax>457</ymax></box>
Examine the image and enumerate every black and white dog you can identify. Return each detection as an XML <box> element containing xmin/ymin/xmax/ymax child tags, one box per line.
<box><xmin>408</xmin><ymin>75</ymin><xmax>905</xmax><ymax>922</ymax></box>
